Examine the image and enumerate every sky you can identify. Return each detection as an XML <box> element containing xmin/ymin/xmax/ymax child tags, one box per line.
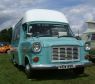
<box><xmin>0</xmin><ymin>0</ymin><xmax>95</xmax><ymax>33</ymax></box>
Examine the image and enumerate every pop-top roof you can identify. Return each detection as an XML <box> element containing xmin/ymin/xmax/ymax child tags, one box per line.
<box><xmin>22</xmin><ymin>9</ymin><xmax>68</xmax><ymax>23</ymax></box>
<box><xmin>84</xmin><ymin>21</ymin><xmax>95</xmax><ymax>33</ymax></box>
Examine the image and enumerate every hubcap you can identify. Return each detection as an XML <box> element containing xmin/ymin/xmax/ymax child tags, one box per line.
<box><xmin>25</xmin><ymin>64</ymin><xmax>31</xmax><ymax>73</ymax></box>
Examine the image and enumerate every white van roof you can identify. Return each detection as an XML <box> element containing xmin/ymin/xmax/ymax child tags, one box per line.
<box><xmin>22</xmin><ymin>9</ymin><xmax>68</xmax><ymax>24</ymax></box>
<box><xmin>83</xmin><ymin>21</ymin><xmax>95</xmax><ymax>33</ymax></box>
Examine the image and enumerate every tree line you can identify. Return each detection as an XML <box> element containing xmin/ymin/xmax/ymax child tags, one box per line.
<box><xmin>0</xmin><ymin>28</ymin><xmax>12</xmax><ymax>44</ymax></box>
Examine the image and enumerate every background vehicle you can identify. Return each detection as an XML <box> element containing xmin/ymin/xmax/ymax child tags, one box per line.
<box><xmin>0</xmin><ymin>42</ymin><xmax>11</xmax><ymax>53</ymax></box>
<box><xmin>11</xmin><ymin>9</ymin><xmax>90</xmax><ymax>78</ymax></box>
<box><xmin>82</xmin><ymin>21</ymin><xmax>95</xmax><ymax>63</ymax></box>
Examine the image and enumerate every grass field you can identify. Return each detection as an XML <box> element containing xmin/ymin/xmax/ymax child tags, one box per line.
<box><xmin>0</xmin><ymin>54</ymin><xmax>95</xmax><ymax>84</ymax></box>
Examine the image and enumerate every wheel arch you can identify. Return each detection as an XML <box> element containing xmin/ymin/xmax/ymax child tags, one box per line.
<box><xmin>24</xmin><ymin>55</ymin><xmax>31</xmax><ymax>66</ymax></box>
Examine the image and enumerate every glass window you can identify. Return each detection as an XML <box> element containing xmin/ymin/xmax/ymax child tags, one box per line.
<box><xmin>28</xmin><ymin>23</ymin><xmax>73</xmax><ymax>37</ymax></box>
<box><xmin>12</xmin><ymin>20</ymin><xmax>21</xmax><ymax>44</ymax></box>
<box><xmin>91</xmin><ymin>34</ymin><xmax>95</xmax><ymax>40</ymax></box>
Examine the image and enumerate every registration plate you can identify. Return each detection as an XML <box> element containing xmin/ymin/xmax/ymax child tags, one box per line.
<box><xmin>58</xmin><ymin>65</ymin><xmax>75</xmax><ymax>69</ymax></box>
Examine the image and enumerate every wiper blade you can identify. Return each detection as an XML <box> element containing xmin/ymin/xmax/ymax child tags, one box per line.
<box><xmin>58</xmin><ymin>35</ymin><xmax>73</xmax><ymax>38</ymax></box>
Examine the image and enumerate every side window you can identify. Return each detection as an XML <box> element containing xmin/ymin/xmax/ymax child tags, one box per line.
<box><xmin>14</xmin><ymin>26</ymin><xmax>20</xmax><ymax>41</ymax></box>
<box><xmin>23</xmin><ymin>23</ymin><xmax>27</xmax><ymax>31</ymax></box>
<box><xmin>91</xmin><ymin>34</ymin><xmax>95</xmax><ymax>40</ymax></box>
<box><xmin>12</xmin><ymin>19</ymin><xmax>22</xmax><ymax>45</ymax></box>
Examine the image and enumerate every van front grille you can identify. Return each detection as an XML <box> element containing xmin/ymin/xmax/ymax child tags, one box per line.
<box><xmin>52</xmin><ymin>46</ymin><xmax>79</xmax><ymax>61</ymax></box>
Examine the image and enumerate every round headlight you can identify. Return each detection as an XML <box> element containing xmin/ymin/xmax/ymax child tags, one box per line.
<box><xmin>85</xmin><ymin>42</ymin><xmax>91</xmax><ymax>51</ymax></box>
<box><xmin>32</xmin><ymin>42</ymin><xmax>41</xmax><ymax>52</ymax></box>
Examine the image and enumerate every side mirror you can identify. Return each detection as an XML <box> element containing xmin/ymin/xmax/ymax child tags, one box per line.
<box><xmin>26</xmin><ymin>33</ymin><xmax>32</xmax><ymax>37</ymax></box>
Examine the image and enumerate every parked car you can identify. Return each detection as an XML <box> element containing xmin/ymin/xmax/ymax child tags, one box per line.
<box><xmin>0</xmin><ymin>43</ymin><xmax>11</xmax><ymax>53</ymax></box>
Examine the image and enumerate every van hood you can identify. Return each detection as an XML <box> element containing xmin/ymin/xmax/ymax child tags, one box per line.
<box><xmin>31</xmin><ymin>37</ymin><xmax>84</xmax><ymax>47</ymax></box>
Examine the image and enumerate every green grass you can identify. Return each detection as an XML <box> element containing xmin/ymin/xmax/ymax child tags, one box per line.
<box><xmin>0</xmin><ymin>54</ymin><xmax>95</xmax><ymax>84</ymax></box>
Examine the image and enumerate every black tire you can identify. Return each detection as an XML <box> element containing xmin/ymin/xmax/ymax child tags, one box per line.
<box><xmin>73</xmin><ymin>67</ymin><xmax>84</xmax><ymax>75</ymax></box>
<box><xmin>25</xmin><ymin>63</ymin><xmax>32</xmax><ymax>79</ymax></box>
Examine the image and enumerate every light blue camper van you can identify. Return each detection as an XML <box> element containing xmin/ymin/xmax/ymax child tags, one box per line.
<box><xmin>11</xmin><ymin>9</ymin><xmax>90</xmax><ymax>77</ymax></box>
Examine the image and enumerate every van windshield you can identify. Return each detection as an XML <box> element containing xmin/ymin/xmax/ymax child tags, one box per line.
<box><xmin>28</xmin><ymin>23</ymin><xmax>73</xmax><ymax>37</ymax></box>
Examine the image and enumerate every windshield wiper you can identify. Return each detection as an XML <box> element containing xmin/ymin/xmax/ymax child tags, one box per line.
<box><xmin>58</xmin><ymin>35</ymin><xmax>73</xmax><ymax>38</ymax></box>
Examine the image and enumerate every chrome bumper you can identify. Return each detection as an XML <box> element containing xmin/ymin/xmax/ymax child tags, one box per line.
<box><xmin>30</xmin><ymin>63</ymin><xmax>91</xmax><ymax>70</ymax></box>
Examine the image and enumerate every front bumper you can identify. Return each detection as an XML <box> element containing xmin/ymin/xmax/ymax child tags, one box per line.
<box><xmin>30</xmin><ymin>63</ymin><xmax>92</xmax><ymax>70</ymax></box>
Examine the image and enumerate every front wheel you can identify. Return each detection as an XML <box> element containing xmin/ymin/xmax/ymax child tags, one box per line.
<box><xmin>25</xmin><ymin>64</ymin><xmax>32</xmax><ymax>78</ymax></box>
<box><xmin>73</xmin><ymin>67</ymin><xmax>84</xmax><ymax>75</ymax></box>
